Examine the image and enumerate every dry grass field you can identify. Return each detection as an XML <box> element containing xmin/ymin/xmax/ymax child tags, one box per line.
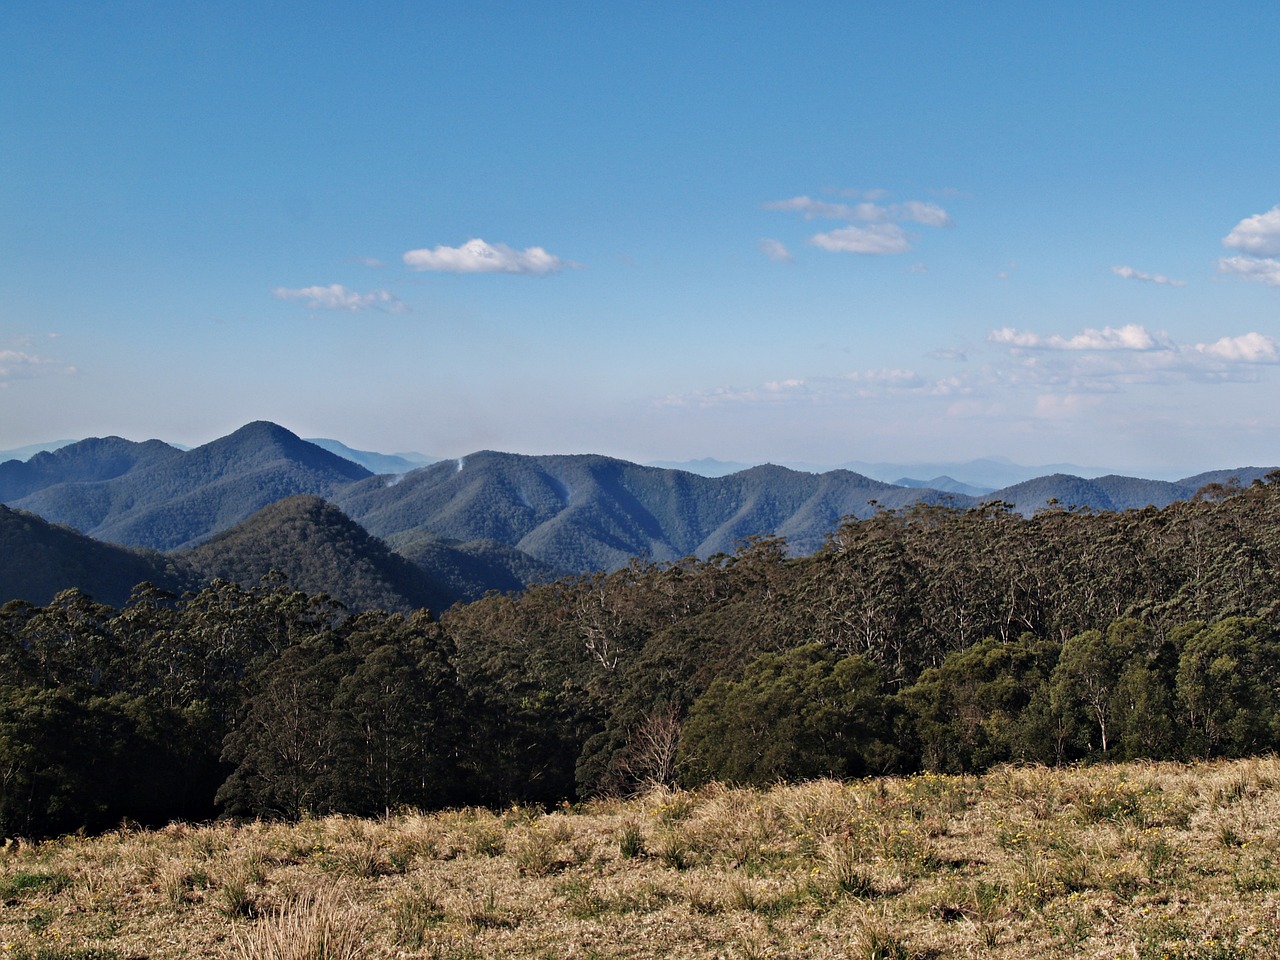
<box><xmin>3</xmin><ymin>758</ymin><xmax>1280</xmax><ymax>960</ymax></box>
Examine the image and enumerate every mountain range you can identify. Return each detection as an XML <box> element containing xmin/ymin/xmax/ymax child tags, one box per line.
<box><xmin>2</xmin><ymin>420</ymin><xmax>1275</xmax><ymax>610</ymax></box>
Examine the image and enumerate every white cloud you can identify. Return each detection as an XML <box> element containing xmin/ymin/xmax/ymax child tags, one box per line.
<box><xmin>1217</xmin><ymin>255</ymin><xmax>1280</xmax><ymax>286</ymax></box>
<box><xmin>764</xmin><ymin>190</ymin><xmax>952</xmax><ymax>257</ymax></box>
<box><xmin>757</xmin><ymin>238</ymin><xmax>794</xmax><ymax>263</ymax></box>
<box><xmin>764</xmin><ymin>195</ymin><xmax>952</xmax><ymax>227</ymax></box>
<box><xmin>763</xmin><ymin>196</ymin><xmax>867</xmax><ymax>220</ymax></box>
<box><xmin>0</xmin><ymin>349</ymin><xmax>76</xmax><ymax>385</ymax></box>
<box><xmin>273</xmin><ymin>284</ymin><xmax>405</xmax><ymax>312</ymax></box>
<box><xmin>1223</xmin><ymin>205</ymin><xmax>1280</xmax><ymax>256</ymax></box>
<box><xmin>662</xmin><ymin>367</ymin><xmax>959</xmax><ymax>408</ymax></box>
<box><xmin>1111</xmin><ymin>265</ymin><xmax>1186</xmax><ymax>287</ymax></box>
<box><xmin>897</xmin><ymin>201</ymin><xmax>952</xmax><ymax>227</ymax></box>
<box><xmin>985</xmin><ymin>323</ymin><xmax>1280</xmax><ymax>397</ymax></box>
<box><xmin>1195</xmin><ymin>332</ymin><xmax>1280</xmax><ymax>363</ymax></box>
<box><xmin>402</xmin><ymin>238</ymin><xmax>574</xmax><ymax>275</ymax></box>
<box><xmin>989</xmin><ymin>324</ymin><xmax>1160</xmax><ymax>351</ymax></box>
<box><xmin>809</xmin><ymin>224</ymin><xmax>912</xmax><ymax>255</ymax></box>
<box><xmin>988</xmin><ymin>328</ymin><xmax>1039</xmax><ymax>348</ymax></box>
<box><xmin>763</xmin><ymin>378</ymin><xmax>805</xmax><ymax>392</ymax></box>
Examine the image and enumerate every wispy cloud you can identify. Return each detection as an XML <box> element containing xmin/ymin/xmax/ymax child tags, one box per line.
<box><xmin>660</xmin><ymin>367</ymin><xmax>964</xmax><ymax>408</ymax></box>
<box><xmin>273</xmin><ymin>284</ymin><xmax>406</xmax><ymax>312</ymax></box>
<box><xmin>1217</xmin><ymin>255</ymin><xmax>1280</xmax><ymax>286</ymax></box>
<box><xmin>764</xmin><ymin>189</ymin><xmax>953</xmax><ymax>258</ymax></box>
<box><xmin>655</xmin><ymin>319</ymin><xmax>1280</xmax><ymax>433</ymax></box>
<box><xmin>0</xmin><ymin>349</ymin><xmax>76</xmax><ymax>386</ymax></box>
<box><xmin>402</xmin><ymin>238</ymin><xmax>575</xmax><ymax>275</ymax></box>
<box><xmin>987</xmin><ymin>323</ymin><xmax>1280</xmax><ymax>393</ymax></box>
<box><xmin>661</xmin><ymin>378</ymin><xmax>812</xmax><ymax>407</ymax></box>
<box><xmin>989</xmin><ymin>324</ymin><xmax>1162</xmax><ymax>351</ymax></box>
<box><xmin>809</xmin><ymin>224</ymin><xmax>911</xmax><ymax>255</ymax></box>
<box><xmin>1111</xmin><ymin>265</ymin><xmax>1186</xmax><ymax>287</ymax></box>
<box><xmin>764</xmin><ymin>195</ymin><xmax>952</xmax><ymax>227</ymax></box>
<box><xmin>757</xmin><ymin>238</ymin><xmax>794</xmax><ymax>263</ymax></box>
<box><xmin>1217</xmin><ymin>206</ymin><xmax>1280</xmax><ymax>285</ymax></box>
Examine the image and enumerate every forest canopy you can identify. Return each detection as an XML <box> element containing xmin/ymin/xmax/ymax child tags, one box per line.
<box><xmin>4</xmin><ymin>474</ymin><xmax>1280</xmax><ymax>837</ymax></box>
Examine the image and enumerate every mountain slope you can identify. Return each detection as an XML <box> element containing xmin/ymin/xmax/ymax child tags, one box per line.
<box><xmin>181</xmin><ymin>495</ymin><xmax>453</xmax><ymax>614</ymax></box>
<box><xmin>387</xmin><ymin>531</ymin><xmax>565</xmax><ymax>604</ymax></box>
<box><xmin>335</xmin><ymin>453</ymin><xmax>965</xmax><ymax>573</ymax></box>
<box><xmin>991</xmin><ymin>467</ymin><xmax>1280</xmax><ymax>515</ymax></box>
<box><xmin>0</xmin><ymin>436</ymin><xmax>183</xmax><ymax>501</ymax></box>
<box><xmin>0</xmin><ymin>504</ymin><xmax>197</xmax><ymax>607</ymax></box>
<box><xmin>6</xmin><ymin>421</ymin><xmax>1276</xmax><ymax>581</ymax></box>
<box><xmin>6</xmin><ymin>422</ymin><xmax>373</xmax><ymax>551</ymax></box>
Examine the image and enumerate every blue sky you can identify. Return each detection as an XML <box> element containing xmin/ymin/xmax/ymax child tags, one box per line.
<box><xmin>4</xmin><ymin>2</ymin><xmax>1280</xmax><ymax>476</ymax></box>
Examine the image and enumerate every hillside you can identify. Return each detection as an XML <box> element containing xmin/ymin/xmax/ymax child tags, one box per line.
<box><xmin>5</xmin><ymin>422</ymin><xmax>372</xmax><ymax>550</ymax></box>
<box><xmin>3</xmin><ymin>421</ymin><xmax>1276</xmax><ymax>579</ymax></box>
<box><xmin>8</xmin><ymin>475</ymin><xmax>1280</xmax><ymax>836</ymax></box>
<box><xmin>993</xmin><ymin>467</ymin><xmax>1278</xmax><ymax>514</ymax></box>
<box><xmin>0</xmin><ymin>504</ymin><xmax>196</xmax><ymax>607</ymax></box>
<box><xmin>387</xmin><ymin>530</ymin><xmax>565</xmax><ymax>604</ymax></box>
<box><xmin>0</xmin><ymin>435</ymin><xmax>183</xmax><ymax>501</ymax></box>
<box><xmin>181</xmin><ymin>495</ymin><xmax>454</xmax><ymax>614</ymax></box>
<box><xmin>335</xmin><ymin>452</ymin><xmax>963</xmax><ymax>573</ymax></box>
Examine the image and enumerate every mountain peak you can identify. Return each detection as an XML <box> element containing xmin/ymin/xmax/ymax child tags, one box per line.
<box><xmin>196</xmin><ymin>422</ymin><xmax>373</xmax><ymax>482</ymax></box>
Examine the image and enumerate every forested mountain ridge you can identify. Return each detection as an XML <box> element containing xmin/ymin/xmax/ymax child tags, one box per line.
<box><xmin>335</xmin><ymin>453</ymin><xmax>1278</xmax><ymax>573</ymax></box>
<box><xmin>8</xmin><ymin>474</ymin><xmax>1280</xmax><ymax>837</ymax></box>
<box><xmin>4</xmin><ymin>422</ymin><xmax>372</xmax><ymax>551</ymax></box>
<box><xmin>334</xmin><ymin>452</ymin><xmax>966</xmax><ymax>573</ymax></box>
<box><xmin>0</xmin><ymin>504</ymin><xmax>198</xmax><ymax>607</ymax></box>
<box><xmin>0</xmin><ymin>436</ymin><xmax>183</xmax><ymax>501</ymax></box>
<box><xmin>3</xmin><ymin>420</ymin><xmax>1275</xmax><ymax>579</ymax></box>
<box><xmin>0</xmin><ymin>494</ymin><xmax>557</xmax><ymax>613</ymax></box>
<box><xmin>990</xmin><ymin>468</ymin><xmax>1279</xmax><ymax>514</ymax></box>
<box><xmin>180</xmin><ymin>495</ymin><xmax>455</xmax><ymax>614</ymax></box>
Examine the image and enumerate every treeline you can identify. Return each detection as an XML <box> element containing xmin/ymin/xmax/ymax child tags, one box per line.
<box><xmin>4</xmin><ymin>476</ymin><xmax>1280</xmax><ymax>836</ymax></box>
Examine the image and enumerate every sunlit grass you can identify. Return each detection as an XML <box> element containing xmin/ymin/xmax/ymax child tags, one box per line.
<box><xmin>2</xmin><ymin>758</ymin><xmax>1279</xmax><ymax>958</ymax></box>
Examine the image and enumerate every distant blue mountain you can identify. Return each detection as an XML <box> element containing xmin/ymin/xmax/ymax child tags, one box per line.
<box><xmin>306</xmin><ymin>438</ymin><xmax>436</xmax><ymax>474</ymax></box>
<box><xmin>0</xmin><ymin>440</ymin><xmax>78</xmax><ymax>463</ymax></box>
<box><xmin>649</xmin><ymin>455</ymin><xmax>1119</xmax><ymax>489</ymax></box>
<box><xmin>5</xmin><ymin>420</ymin><xmax>1276</xmax><ymax>586</ymax></box>
<box><xmin>2</xmin><ymin>422</ymin><xmax>371</xmax><ymax>550</ymax></box>
<box><xmin>895</xmin><ymin>475</ymin><xmax>994</xmax><ymax>497</ymax></box>
<box><xmin>645</xmin><ymin>457</ymin><xmax>757</xmax><ymax>477</ymax></box>
<box><xmin>835</xmin><ymin>457</ymin><xmax>1114</xmax><ymax>490</ymax></box>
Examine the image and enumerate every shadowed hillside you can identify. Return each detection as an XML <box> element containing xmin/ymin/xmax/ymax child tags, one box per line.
<box><xmin>387</xmin><ymin>530</ymin><xmax>565</xmax><ymax>604</ymax></box>
<box><xmin>181</xmin><ymin>495</ymin><xmax>453</xmax><ymax>614</ymax></box>
<box><xmin>0</xmin><ymin>504</ymin><xmax>197</xmax><ymax>606</ymax></box>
